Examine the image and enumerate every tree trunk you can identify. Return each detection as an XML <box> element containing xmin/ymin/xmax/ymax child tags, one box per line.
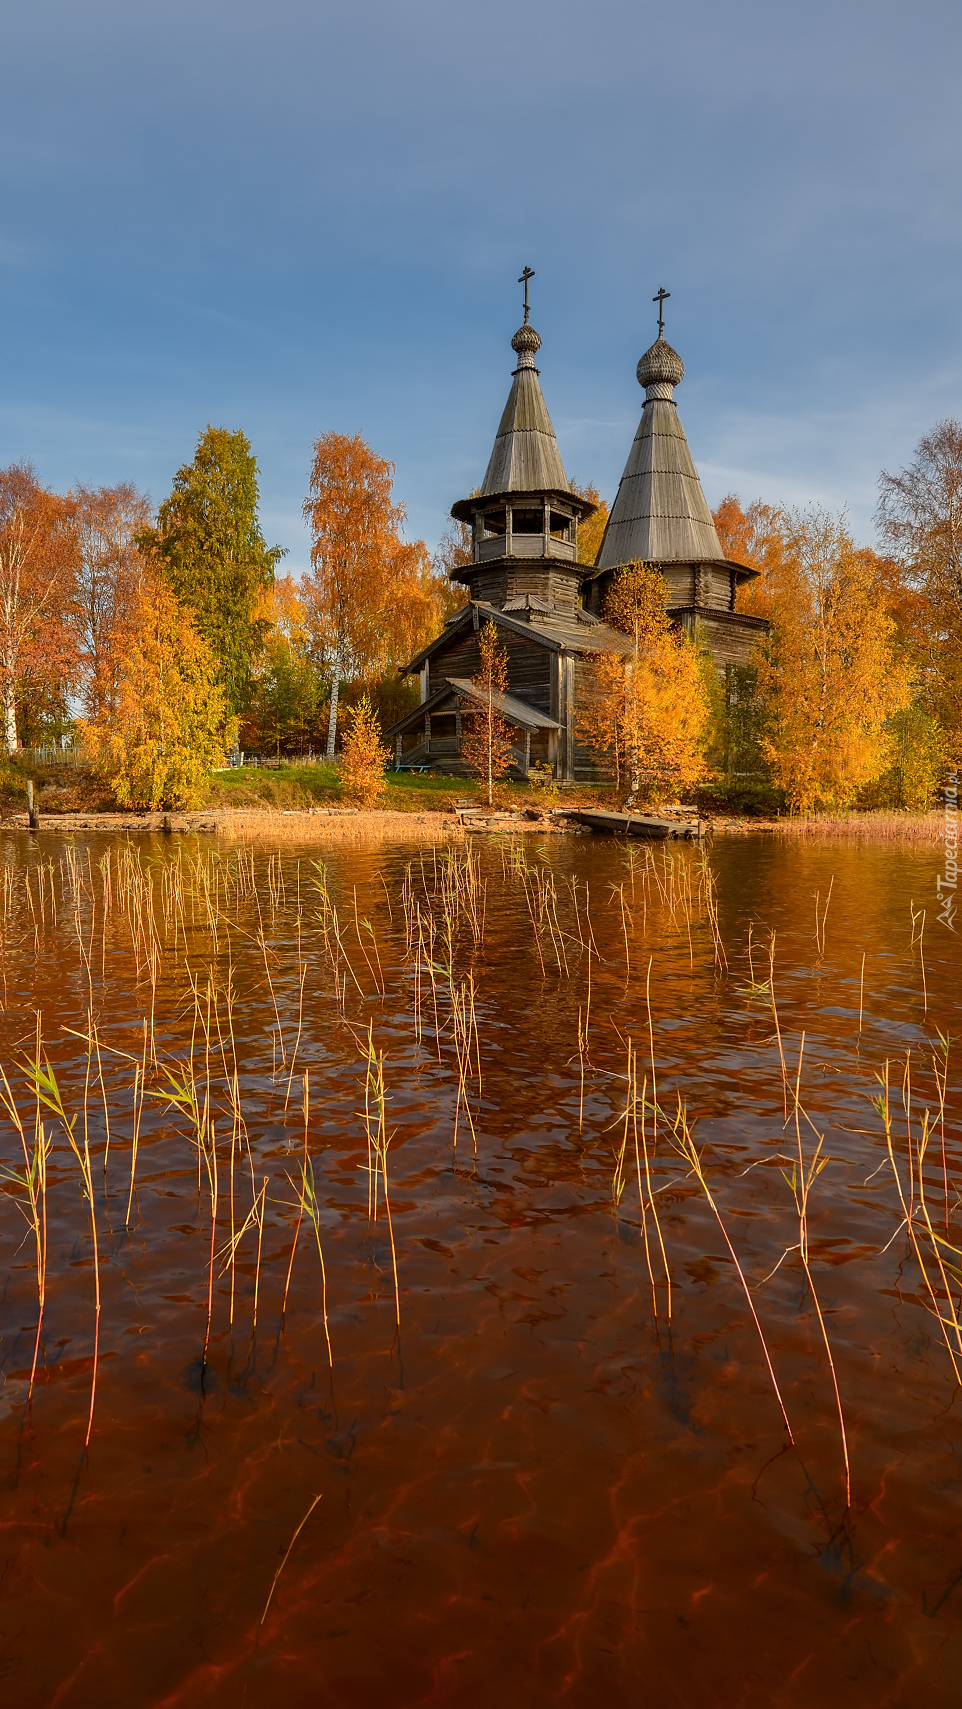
<box><xmin>326</xmin><ymin>640</ymin><xmax>343</xmax><ymax>760</ymax></box>
<box><xmin>3</xmin><ymin>676</ymin><xmax>16</xmax><ymax>755</ymax></box>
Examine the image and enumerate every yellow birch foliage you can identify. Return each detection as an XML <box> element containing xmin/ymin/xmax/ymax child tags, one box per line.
<box><xmin>460</xmin><ymin>620</ymin><xmax>517</xmax><ymax>805</ymax></box>
<box><xmin>750</xmin><ymin>508</ymin><xmax>913</xmax><ymax>812</ymax></box>
<box><xmin>340</xmin><ymin>695</ymin><xmax>389</xmax><ymax>807</ymax></box>
<box><xmin>579</xmin><ymin>564</ymin><xmax>708</xmax><ymax>798</ymax></box>
<box><xmin>571</xmin><ymin>482</ymin><xmax>610</xmax><ymax>568</ymax></box>
<box><xmin>83</xmin><ymin>575</ymin><xmax>234</xmax><ymax>809</ymax></box>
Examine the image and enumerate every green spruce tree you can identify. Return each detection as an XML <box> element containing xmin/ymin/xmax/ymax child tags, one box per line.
<box><xmin>139</xmin><ymin>426</ymin><xmax>284</xmax><ymax>714</ymax></box>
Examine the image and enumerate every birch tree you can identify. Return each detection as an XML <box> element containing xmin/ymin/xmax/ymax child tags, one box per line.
<box><xmin>0</xmin><ymin>464</ymin><xmax>78</xmax><ymax>754</ymax></box>
<box><xmin>74</xmin><ymin>482</ymin><xmax>152</xmax><ymax>722</ymax></box>
<box><xmin>578</xmin><ymin>563</ymin><xmax>708</xmax><ymax>803</ymax></box>
<box><xmin>751</xmin><ymin>508</ymin><xmax>913</xmax><ymax>811</ymax></box>
<box><xmin>877</xmin><ymin>419</ymin><xmax>962</xmax><ymax>755</ymax></box>
<box><xmin>303</xmin><ymin>434</ymin><xmax>403</xmax><ymax>757</ymax></box>
<box><xmin>460</xmin><ymin>620</ymin><xmax>517</xmax><ymax>804</ymax></box>
<box><xmin>878</xmin><ymin>420</ymin><xmax>962</xmax><ymax>616</ymax></box>
<box><xmin>303</xmin><ymin>433</ymin><xmax>451</xmax><ymax>756</ymax></box>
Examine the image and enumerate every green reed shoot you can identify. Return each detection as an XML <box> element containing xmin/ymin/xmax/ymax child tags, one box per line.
<box><xmin>813</xmin><ymin>875</ymin><xmax>834</xmax><ymax>960</ymax></box>
<box><xmin>876</xmin><ymin>1060</ymin><xmax>962</xmax><ymax>1384</ymax></box>
<box><xmin>286</xmin><ymin>1154</ymin><xmax>334</xmax><ymax>1365</ymax></box>
<box><xmin>21</xmin><ymin>1052</ymin><xmax>102</xmax><ymax>1448</ymax></box>
<box><xmin>356</xmin><ymin>1025</ymin><xmax>400</xmax><ymax>1325</ymax></box>
<box><xmin>282</xmin><ymin>1072</ymin><xmax>310</xmax><ymax>1323</ymax></box>
<box><xmin>932</xmin><ymin>1027</ymin><xmax>952</xmax><ymax>1226</ymax></box>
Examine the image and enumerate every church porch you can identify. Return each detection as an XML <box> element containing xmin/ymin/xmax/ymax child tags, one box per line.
<box><xmin>386</xmin><ymin>679</ymin><xmax>561</xmax><ymax>779</ymax></box>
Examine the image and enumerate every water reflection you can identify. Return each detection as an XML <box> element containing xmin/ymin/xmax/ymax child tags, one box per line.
<box><xmin>0</xmin><ymin>828</ymin><xmax>959</xmax><ymax>1705</ymax></box>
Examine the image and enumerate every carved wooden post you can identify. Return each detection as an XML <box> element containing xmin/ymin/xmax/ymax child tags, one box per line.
<box><xmin>26</xmin><ymin>779</ymin><xmax>39</xmax><ymax>831</ymax></box>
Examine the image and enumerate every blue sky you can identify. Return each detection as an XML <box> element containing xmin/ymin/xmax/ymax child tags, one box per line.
<box><xmin>2</xmin><ymin>0</ymin><xmax>960</xmax><ymax>575</ymax></box>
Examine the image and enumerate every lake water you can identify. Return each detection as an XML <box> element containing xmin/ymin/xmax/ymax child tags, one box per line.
<box><xmin>0</xmin><ymin>828</ymin><xmax>959</xmax><ymax>1706</ymax></box>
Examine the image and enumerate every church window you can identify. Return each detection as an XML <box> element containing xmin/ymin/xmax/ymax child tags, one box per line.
<box><xmin>549</xmin><ymin>511</ymin><xmax>572</xmax><ymax>540</ymax></box>
<box><xmin>480</xmin><ymin>509</ymin><xmax>506</xmax><ymax>537</ymax></box>
<box><xmin>511</xmin><ymin>506</ymin><xmax>543</xmax><ymax>535</ymax></box>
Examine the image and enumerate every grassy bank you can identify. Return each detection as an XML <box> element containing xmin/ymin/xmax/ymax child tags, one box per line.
<box><xmin>1</xmin><ymin>756</ymin><xmax>948</xmax><ymax>843</ymax></box>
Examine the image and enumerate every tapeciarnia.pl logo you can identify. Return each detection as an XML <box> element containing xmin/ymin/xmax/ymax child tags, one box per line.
<box><xmin>937</xmin><ymin>771</ymin><xmax>958</xmax><ymax>932</ymax></box>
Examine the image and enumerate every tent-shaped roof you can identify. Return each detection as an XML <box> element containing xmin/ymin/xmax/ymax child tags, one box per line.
<box><xmin>451</xmin><ymin>319</ymin><xmax>594</xmax><ymax>522</ymax></box>
<box><xmin>479</xmin><ymin>320</ymin><xmax>569</xmax><ymax>496</ymax></box>
<box><xmin>595</xmin><ymin>336</ymin><xmax>730</xmax><ymax>570</ymax></box>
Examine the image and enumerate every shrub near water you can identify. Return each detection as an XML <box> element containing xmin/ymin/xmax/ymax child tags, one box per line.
<box><xmin>340</xmin><ymin>695</ymin><xmax>390</xmax><ymax>807</ymax></box>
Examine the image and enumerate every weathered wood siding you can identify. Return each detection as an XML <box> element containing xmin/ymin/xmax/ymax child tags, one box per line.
<box><xmin>663</xmin><ymin>564</ymin><xmax>696</xmax><ymax>604</ymax></box>
<box><xmin>470</xmin><ymin>566</ymin><xmax>580</xmax><ymax>611</ymax></box>
<box><xmin>426</xmin><ymin>628</ymin><xmax>553</xmax><ymax>714</ymax></box>
<box><xmin>470</xmin><ymin>569</ymin><xmax>508</xmax><ymax>605</ymax></box>
<box><xmin>671</xmin><ymin>609</ymin><xmax>767</xmax><ymax>670</ymax></box>
<box><xmin>692</xmin><ymin>563</ymin><xmax>737</xmax><ymax>611</ymax></box>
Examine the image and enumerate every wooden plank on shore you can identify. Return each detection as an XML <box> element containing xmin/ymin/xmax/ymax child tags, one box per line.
<box><xmin>571</xmin><ymin>809</ymin><xmax>704</xmax><ymax>840</ymax></box>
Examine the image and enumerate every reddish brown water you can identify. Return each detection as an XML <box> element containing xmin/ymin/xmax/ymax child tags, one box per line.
<box><xmin>0</xmin><ymin>829</ymin><xmax>959</xmax><ymax>1706</ymax></box>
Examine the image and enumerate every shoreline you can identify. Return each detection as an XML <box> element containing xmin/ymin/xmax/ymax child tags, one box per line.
<box><xmin>0</xmin><ymin>805</ymin><xmax>945</xmax><ymax>843</ymax></box>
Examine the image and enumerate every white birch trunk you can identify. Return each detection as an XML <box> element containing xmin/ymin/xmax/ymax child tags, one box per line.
<box><xmin>3</xmin><ymin>676</ymin><xmax>16</xmax><ymax>755</ymax></box>
<box><xmin>326</xmin><ymin>639</ymin><xmax>343</xmax><ymax>759</ymax></box>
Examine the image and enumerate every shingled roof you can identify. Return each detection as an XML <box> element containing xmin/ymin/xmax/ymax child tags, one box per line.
<box><xmin>399</xmin><ymin>601</ymin><xmax>632</xmax><ymax>679</ymax></box>
<box><xmin>595</xmin><ymin>335</ymin><xmax>730</xmax><ymax>570</ymax></box>
<box><xmin>478</xmin><ymin>320</ymin><xmax>570</xmax><ymax>498</ymax></box>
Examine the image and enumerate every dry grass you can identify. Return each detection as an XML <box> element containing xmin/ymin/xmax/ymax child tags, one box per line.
<box><xmin>770</xmin><ymin>811</ymin><xmax>945</xmax><ymax>844</ymax></box>
<box><xmin>216</xmin><ymin>809</ymin><xmax>465</xmax><ymax>843</ymax></box>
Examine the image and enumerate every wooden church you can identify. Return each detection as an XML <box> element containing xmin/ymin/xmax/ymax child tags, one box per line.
<box><xmin>387</xmin><ymin>282</ymin><xmax>766</xmax><ymax>783</ymax></box>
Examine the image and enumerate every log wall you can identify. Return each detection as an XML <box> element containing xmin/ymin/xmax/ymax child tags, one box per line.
<box><xmin>426</xmin><ymin>629</ymin><xmax>553</xmax><ymax>714</ymax></box>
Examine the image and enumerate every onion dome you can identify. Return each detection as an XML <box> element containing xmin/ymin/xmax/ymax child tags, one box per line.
<box><xmin>636</xmin><ymin>336</ymin><xmax>685</xmax><ymax>398</ymax></box>
<box><xmin>510</xmin><ymin>320</ymin><xmax>542</xmax><ymax>368</ymax></box>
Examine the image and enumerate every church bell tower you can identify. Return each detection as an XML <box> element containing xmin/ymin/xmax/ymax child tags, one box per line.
<box><xmin>448</xmin><ymin>269</ymin><xmax>596</xmax><ymax>616</ymax></box>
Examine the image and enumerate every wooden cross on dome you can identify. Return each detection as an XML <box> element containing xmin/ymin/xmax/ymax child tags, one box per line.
<box><xmin>519</xmin><ymin>266</ymin><xmax>535</xmax><ymax>323</ymax></box>
<box><xmin>653</xmin><ymin>285</ymin><xmax>670</xmax><ymax>336</ymax></box>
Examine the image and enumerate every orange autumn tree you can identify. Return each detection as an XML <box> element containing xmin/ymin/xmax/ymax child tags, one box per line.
<box><xmin>0</xmin><ymin>464</ymin><xmax>79</xmax><ymax>753</ymax></box>
<box><xmin>572</xmin><ymin>481</ymin><xmax>610</xmax><ymax>568</ymax></box>
<box><xmin>382</xmin><ymin>537</ymin><xmax>463</xmax><ymax>667</ymax></box>
<box><xmin>83</xmin><ymin>574</ymin><xmax>235</xmax><ymax>809</ymax></box>
<box><xmin>579</xmin><ymin>563</ymin><xmax>709</xmax><ymax>804</ymax></box>
<box><xmin>745</xmin><ymin>507</ymin><xmax>913</xmax><ymax>812</ymax></box>
<box><xmin>303</xmin><ymin>433</ymin><xmax>453</xmax><ymax>756</ymax></box>
<box><xmin>460</xmin><ymin>620</ymin><xmax>517</xmax><ymax>805</ymax></box>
